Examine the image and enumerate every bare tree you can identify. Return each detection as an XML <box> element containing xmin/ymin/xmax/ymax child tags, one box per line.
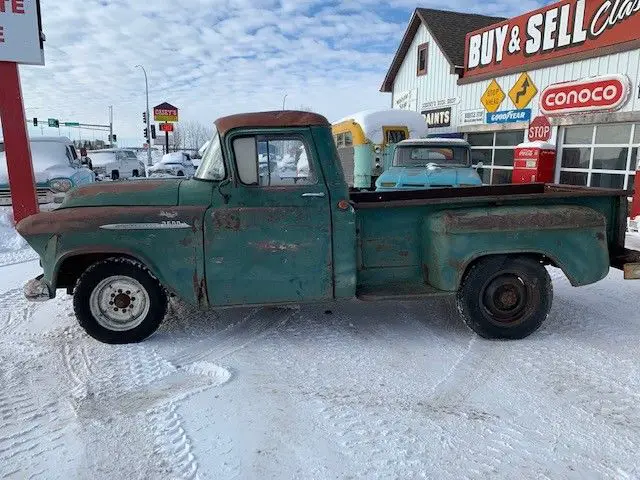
<box><xmin>170</xmin><ymin>127</ymin><xmax>182</xmax><ymax>152</ymax></box>
<box><xmin>174</xmin><ymin>120</ymin><xmax>213</xmax><ymax>152</ymax></box>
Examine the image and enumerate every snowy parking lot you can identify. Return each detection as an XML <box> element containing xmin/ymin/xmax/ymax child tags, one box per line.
<box><xmin>0</xmin><ymin>211</ymin><xmax>639</xmax><ymax>479</ymax></box>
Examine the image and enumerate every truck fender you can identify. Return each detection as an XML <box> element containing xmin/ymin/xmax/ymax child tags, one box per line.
<box><xmin>423</xmin><ymin>205</ymin><xmax>610</xmax><ymax>291</ymax></box>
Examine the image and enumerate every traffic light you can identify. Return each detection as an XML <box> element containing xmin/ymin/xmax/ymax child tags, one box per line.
<box><xmin>33</xmin><ymin>118</ymin><xmax>38</xmax><ymax>126</ymax></box>
<box><xmin>150</xmin><ymin>125</ymin><xmax>156</xmax><ymax>139</ymax></box>
<box><xmin>143</xmin><ymin>112</ymin><xmax>147</xmax><ymax>124</ymax></box>
<box><xmin>143</xmin><ymin>128</ymin><xmax>149</xmax><ymax>139</ymax></box>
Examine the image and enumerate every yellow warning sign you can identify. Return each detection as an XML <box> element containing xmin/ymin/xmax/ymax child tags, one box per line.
<box><xmin>481</xmin><ymin>79</ymin><xmax>505</xmax><ymax>113</ymax></box>
<box><xmin>509</xmin><ymin>72</ymin><xmax>538</xmax><ymax>110</ymax></box>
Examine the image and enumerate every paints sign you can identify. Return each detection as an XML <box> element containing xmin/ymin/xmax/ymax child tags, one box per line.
<box><xmin>487</xmin><ymin>109</ymin><xmax>532</xmax><ymax>124</ymax></box>
<box><xmin>539</xmin><ymin>74</ymin><xmax>630</xmax><ymax>115</ymax></box>
<box><xmin>421</xmin><ymin>107</ymin><xmax>451</xmax><ymax>128</ymax></box>
<box><xmin>464</xmin><ymin>0</ymin><xmax>640</xmax><ymax>78</ymax></box>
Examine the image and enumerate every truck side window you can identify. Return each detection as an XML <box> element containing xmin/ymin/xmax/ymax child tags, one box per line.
<box><xmin>234</xmin><ymin>135</ymin><xmax>317</xmax><ymax>187</ymax></box>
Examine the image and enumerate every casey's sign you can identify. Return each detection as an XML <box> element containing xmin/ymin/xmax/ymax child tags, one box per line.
<box><xmin>464</xmin><ymin>0</ymin><xmax>640</xmax><ymax>78</ymax></box>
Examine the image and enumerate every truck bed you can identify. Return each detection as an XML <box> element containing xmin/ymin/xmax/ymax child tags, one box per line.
<box><xmin>350</xmin><ymin>183</ymin><xmax>632</xmax><ymax>298</ymax></box>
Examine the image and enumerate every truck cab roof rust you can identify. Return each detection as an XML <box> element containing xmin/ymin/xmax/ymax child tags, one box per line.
<box><xmin>15</xmin><ymin>110</ymin><xmax>636</xmax><ymax>331</ymax></box>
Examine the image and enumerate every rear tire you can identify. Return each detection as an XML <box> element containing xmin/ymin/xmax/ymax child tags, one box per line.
<box><xmin>177</xmin><ymin>170</ymin><xmax>185</xmax><ymax>177</ymax></box>
<box><xmin>456</xmin><ymin>255</ymin><xmax>552</xmax><ymax>340</ymax></box>
<box><xmin>111</xmin><ymin>170</ymin><xmax>120</xmax><ymax>181</ymax></box>
<box><xmin>132</xmin><ymin>169</ymin><xmax>139</xmax><ymax>177</ymax></box>
<box><xmin>73</xmin><ymin>258</ymin><xmax>168</xmax><ymax>344</ymax></box>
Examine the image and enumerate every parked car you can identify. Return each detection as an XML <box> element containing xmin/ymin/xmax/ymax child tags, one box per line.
<box><xmin>375</xmin><ymin>138</ymin><xmax>482</xmax><ymax>191</ymax></box>
<box><xmin>17</xmin><ymin>110</ymin><xmax>640</xmax><ymax>345</ymax></box>
<box><xmin>88</xmin><ymin>149</ymin><xmax>144</xmax><ymax>180</ymax></box>
<box><xmin>147</xmin><ymin>152</ymin><xmax>196</xmax><ymax>178</ymax></box>
<box><xmin>0</xmin><ymin>136</ymin><xmax>95</xmax><ymax>204</ymax></box>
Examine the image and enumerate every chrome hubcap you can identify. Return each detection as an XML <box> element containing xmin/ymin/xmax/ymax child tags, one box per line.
<box><xmin>89</xmin><ymin>276</ymin><xmax>150</xmax><ymax>331</ymax></box>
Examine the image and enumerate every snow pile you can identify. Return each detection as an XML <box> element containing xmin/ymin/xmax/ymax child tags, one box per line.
<box><xmin>0</xmin><ymin>209</ymin><xmax>27</xmax><ymax>252</ymax></box>
<box><xmin>334</xmin><ymin>109</ymin><xmax>429</xmax><ymax>144</ymax></box>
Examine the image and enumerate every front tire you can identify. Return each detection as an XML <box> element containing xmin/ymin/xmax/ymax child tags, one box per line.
<box><xmin>456</xmin><ymin>255</ymin><xmax>553</xmax><ymax>340</ymax></box>
<box><xmin>73</xmin><ymin>258</ymin><xmax>168</xmax><ymax>344</ymax></box>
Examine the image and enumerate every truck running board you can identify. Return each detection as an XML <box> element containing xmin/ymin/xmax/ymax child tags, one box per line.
<box><xmin>357</xmin><ymin>282</ymin><xmax>451</xmax><ymax>301</ymax></box>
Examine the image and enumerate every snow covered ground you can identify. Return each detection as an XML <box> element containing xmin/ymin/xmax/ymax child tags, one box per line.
<box><xmin>0</xmin><ymin>209</ymin><xmax>639</xmax><ymax>479</ymax></box>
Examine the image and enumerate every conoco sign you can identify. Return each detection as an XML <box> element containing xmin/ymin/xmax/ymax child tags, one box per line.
<box><xmin>540</xmin><ymin>74</ymin><xmax>630</xmax><ymax>115</ymax></box>
<box><xmin>464</xmin><ymin>0</ymin><xmax>640</xmax><ymax>78</ymax></box>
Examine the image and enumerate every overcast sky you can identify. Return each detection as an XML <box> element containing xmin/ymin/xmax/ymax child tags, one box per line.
<box><xmin>20</xmin><ymin>0</ymin><xmax>548</xmax><ymax>146</ymax></box>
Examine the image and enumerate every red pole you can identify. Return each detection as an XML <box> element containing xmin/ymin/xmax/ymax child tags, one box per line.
<box><xmin>0</xmin><ymin>62</ymin><xmax>39</xmax><ymax>223</ymax></box>
<box><xmin>632</xmin><ymin>169</ymin><xmax>640</xmax><ymax>220</ymax></box>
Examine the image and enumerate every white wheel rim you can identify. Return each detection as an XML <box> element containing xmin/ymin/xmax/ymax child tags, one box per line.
<box><xmin>89</xmin><ymin>276</ymin><xmax>150</xmax><ymax>331</ymax></box>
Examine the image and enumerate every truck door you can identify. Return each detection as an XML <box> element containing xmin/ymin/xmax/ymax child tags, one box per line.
<box><xmin>205</xmin><ymin>129</ymin><xmax>333</xmax><ymax>306</ymax></box>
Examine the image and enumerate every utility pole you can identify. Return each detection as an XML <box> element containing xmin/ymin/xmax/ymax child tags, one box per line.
<box><xmin>136</xmin><ymin>65</ymin><xmax>153</xmax><ymax>166</ymax></box>
<box><xmin>109</xmin><ymin>105</ymin><xmax>113</xmax><ymax>146</ymax></box>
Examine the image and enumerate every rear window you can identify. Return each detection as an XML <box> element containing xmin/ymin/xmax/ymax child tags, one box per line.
<box><xmin>394</xmin><ymin>145</ymin><xmax>470</xmax><ymax>168</ymax></box>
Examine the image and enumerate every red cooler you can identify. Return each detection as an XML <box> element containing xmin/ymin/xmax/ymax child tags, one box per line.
<box><xmin>512</xmin><ymin>142</ymin><xmax>557</xmax><ymax>184</ymax></box>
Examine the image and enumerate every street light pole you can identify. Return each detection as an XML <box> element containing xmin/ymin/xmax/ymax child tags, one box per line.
<box><xmin>282</xmin><ymin>94</ymin><xmax>288</xmax><ymax>110</ymax></box>
<box><xmin>136</xmin><ymin>65</ymin><xmax>153</xmax><ymax>166</ymax></box>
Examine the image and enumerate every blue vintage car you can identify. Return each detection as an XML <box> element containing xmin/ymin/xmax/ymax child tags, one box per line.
<box><xmin>375</xmin><ymin>138</ymin><xmax>482</xmax><ymax>191</ymax></box>
<box><xmin>0</xmin><ymin>137</ymin><xmax>95</xmax><ymax>204</ymax></box>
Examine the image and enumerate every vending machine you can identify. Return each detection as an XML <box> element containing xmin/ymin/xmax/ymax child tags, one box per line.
<box><xmin>512</xmin><ymin>142</ymin><xmax>557</xmax><ymax>184</ymax></box>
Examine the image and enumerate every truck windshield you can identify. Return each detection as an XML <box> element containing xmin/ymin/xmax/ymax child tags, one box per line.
<box><xmin>194</xmin><ymin>128</ymin><xmax>225</xmax><ymax>180</ymax></box>
<box><xmin>393</xmin><ymin>146</ymin><xmax>470</xmax><ymax>168</ymax></box>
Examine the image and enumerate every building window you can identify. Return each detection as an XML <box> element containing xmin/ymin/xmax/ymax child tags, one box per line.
<box><xmin>558</xmin><ymin>123</ymin><xmax>637</xmax><ymax>189</ymax></box>
<box><xmin>467</xmin><ymin>130</ymin><xmax>525</xmax><ymax>184</ymax></box>
<box><xmin>417</xmin><ymin>43</ymin><xmax>428</xmax><ymax>76</ymax></box>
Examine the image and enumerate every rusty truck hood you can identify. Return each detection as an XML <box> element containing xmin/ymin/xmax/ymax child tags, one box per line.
<box><xmin>60</xmin><ymin>179</ymin><xmax>183</xmax><ymax>208</ymax></box>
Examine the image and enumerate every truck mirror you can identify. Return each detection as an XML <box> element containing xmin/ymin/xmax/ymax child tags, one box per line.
<box><xmin>476</xmin><ymin>161</ymin><xmax>484</xmax><ymax>176</ymax></box>
<box><xmin>233</xmin><ymin>137</ymin><xmax>258</xmax><ymax>185</ymax></box>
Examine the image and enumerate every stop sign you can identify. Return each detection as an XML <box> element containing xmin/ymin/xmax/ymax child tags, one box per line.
<box><xmin>528</xmin><ymin>115</ymin><xmax>552</xmax><ymax>142</ymax></box>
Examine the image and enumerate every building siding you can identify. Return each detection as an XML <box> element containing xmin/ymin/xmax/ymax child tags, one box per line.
<box><xmin>390</xmin><ymin>21</ymin><xmax>640</xmax><ymax>139</ymax></box>
<box><xmin>391</xmin><ymin>24</ymin><xmax>460</xmax><ymax>136</ymax></box>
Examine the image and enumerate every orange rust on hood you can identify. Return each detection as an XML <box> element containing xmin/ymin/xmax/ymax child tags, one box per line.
<box><xmin>215</xmin><ymin>110</ymin><xmax>329</xmax><ymax>136</ymax></box>
<box><xmin>66</xmin><ymin>180</ymin><xmax>176</xmax><ymax>200</ymax></box>
<box><xmin>17</xmin><ymin>206</ymin><xmax>206</xmax><ymax>236</ymax></box>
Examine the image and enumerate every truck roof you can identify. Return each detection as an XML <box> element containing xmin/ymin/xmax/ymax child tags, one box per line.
<box><xmin>397</xmin><ymin>138</ymin><xmax>470</xmax><ymax>146</ymax></box>
<box><xmin>215</xmin><ymin>110</ymin><xmax>330</xmax><ymax>136</ymax></box>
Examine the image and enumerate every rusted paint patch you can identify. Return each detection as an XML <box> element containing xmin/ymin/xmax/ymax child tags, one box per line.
<box><xmin>17</xmin><ymin>206</ymin><xmax>206</xmax><ymax>236</ymax></box>
<box><xmin>215</xmin><ymin>110</ymin><xmax>329</xmax><ymax>136</ymax></box>
<box><xmin>160</xmin><ymin>210</ymin><xmax>179</xmax><ymax>219</ymax></box>
<box><xmin>179</xmin><ymin>237</ymin><xmax>193</xmax><ymax>247</ymax></box>
<box><xmin>440</xmin><ymin>206</ymin><xmax>605</xmax><ymax>233</ymax></box>
<box><xmin>250</xmin><ymin>241</ymin><xmax>300</xmax><ymax>252</ymax></box>
<box><xmin>213</xmin><ymin>211</ymin><xmax>241</xmax><ymax>231</ymax></box>
<box><xmin>596</xmin><ymin>232</ymin><xmax>606</xmax><ymax>242</ymax></box>
<box><xmin>193</xmin><ymin>271</ymin><xmax>207</xmax><ymax>306</ymax></box>
<box><xmin>398</xmin><ymin>251</ymin><xmax>409</xmax><ymax>257</ymax></box>
<box><xmin>66</xmin><ymin>180</ymin><xmax>173</xmax><ymax>199</ymax></box>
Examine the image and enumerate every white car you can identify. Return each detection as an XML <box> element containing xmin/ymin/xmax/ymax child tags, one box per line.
<box><xmin>88</xmin><ymin>149</ymin><xmax>144</xmax><ymax>180</ymax></box>
<box><xmin>0</xmin><ymin>137</ymin><xmax>95</xmax><ymax>204</ymax></box>
<box><xmin>147</xmin><ymin>152</ymin><xmax>196</xmax><ymax>178</ymax></box>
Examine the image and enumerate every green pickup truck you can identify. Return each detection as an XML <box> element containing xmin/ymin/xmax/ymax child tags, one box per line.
<box><xmin>17</xmin><ymin>111</ymin><xmax>640</xmax><ymax>344</ymax></box>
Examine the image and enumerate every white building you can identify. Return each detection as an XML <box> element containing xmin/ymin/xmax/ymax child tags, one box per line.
<box><xmin>382</xmin><ymin>2</ymin><xmax>640</xmax><ymax>190</ymax></box>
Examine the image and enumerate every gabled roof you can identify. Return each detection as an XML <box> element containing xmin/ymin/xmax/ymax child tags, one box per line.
<box><xmin>380</xmin><ymin>8</ymin><xmax>505</xmax><ymax>92</ymax></box>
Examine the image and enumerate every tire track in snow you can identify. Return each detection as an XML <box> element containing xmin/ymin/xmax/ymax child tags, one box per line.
<box><xmin>0</xmin><ymin>289</ymin><xmax>35</xmax><ymax>338</ymax></box>
<box><xmin>170</xmin><ymin>306</ymin><xmax>298</xmax><ymax>366</ymax></box>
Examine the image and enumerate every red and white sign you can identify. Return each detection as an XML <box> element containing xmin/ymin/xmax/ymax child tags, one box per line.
<box><xmin>539</xmin><ymin>74</ymin><xmax>630</xmax><ymax>115</ymax></box>
<box><xmin>528</xmin><ymin>115</ymin><xmax>552</xmax><ymax>142</ymax></box>
<box><xmin>159</xmin><ymin>123</ymin><xmax>174</xmax><ymax>132</ymax></box>
<box><xmin>0</xmin><ymin>0</ymin><xmax>44</xmax><ymax>65</ymax></box>
<box><xmin>464</xmin><ymin>0</ymin><xmax>640</xmax><ymax>78</ymax></box>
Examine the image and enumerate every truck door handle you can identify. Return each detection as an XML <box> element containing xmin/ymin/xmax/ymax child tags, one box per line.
<box><xmin>302</xmin><ymin>192</ymin><xmax>326</xmax><ymax>198</ymax></box>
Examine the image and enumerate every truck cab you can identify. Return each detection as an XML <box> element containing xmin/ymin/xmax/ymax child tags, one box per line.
<box><xmin>375</xmin><ymin>138</ymin><xmax>482</xmax><ymax>191</ymax></box>
<box><xmin>16</xmin><ymin>111</ymin><xmax>640</xmax><ymax>345</ymax></box>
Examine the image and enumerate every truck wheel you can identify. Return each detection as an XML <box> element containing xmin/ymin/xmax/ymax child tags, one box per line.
<box><xmin>456</xmin><ymin>255</ymin><xmax>552</xmax><ymax>340</ymax></box>
<box><xmin>111</xmin><ymin>170</ymin><xmax>120</xmax><ymax>181</ymax></box>
<box><xmin>132</xmin><ymin>169</ymin><xmax>139</xmax><ymax>177</ymax></box>
<box><xmin>73</xmin><ymin>258</ymin><xmax>168</xmax><ymax>344</ymax></box>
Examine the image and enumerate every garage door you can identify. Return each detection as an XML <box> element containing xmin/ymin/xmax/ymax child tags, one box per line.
<box><xmin>558</xmin><ymin>123</ymin><xmax>638</xmax><ymax>190</ymax></box>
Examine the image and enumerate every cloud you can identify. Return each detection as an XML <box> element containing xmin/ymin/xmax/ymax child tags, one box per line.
<box><xmin>17</xmin><ymin>0</ymin><xmax>549</xmax><ymax>145</ymax></box>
